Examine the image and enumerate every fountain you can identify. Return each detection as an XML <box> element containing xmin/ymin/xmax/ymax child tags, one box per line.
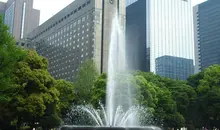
<box><xmin>61</xmin><ymin>6</ymin><xmax>161</xmax><ymax>130</ymax></box>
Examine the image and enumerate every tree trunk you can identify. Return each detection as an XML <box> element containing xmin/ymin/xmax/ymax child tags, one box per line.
<box><xmin>16</xmin><ymin>116</ymin><xmax>22</xmax><ymax>130</ymax></box>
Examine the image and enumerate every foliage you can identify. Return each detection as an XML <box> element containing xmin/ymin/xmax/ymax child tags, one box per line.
<box><xmin>90</xmin><ymin>73</ymin><xmax>107</xmax><ymax>107</ymax></box>
<box><xmin>133</xmin><ymin>72</ymin><xmax>185</xmax><ymax>128</ymax></box>
<box><xmin>55</xmin><ymin>79</ymin><xmax>75</xmax><ymax>119</ymax></box>
<box><xmin>192</xmin><ymin>65</ymin><xmax>220</xmax><ymax>128</ymax></box>
<box><xmin>0</xmin><ymin>16</ymin><xmax>26</xmax><ymax>103</ymax></box>
<box><xmin>0</xmin><ymin>16</ymin><xmax>26</xmax><ymax>129</ymax></box>
<box><xmin>74</xmin><ymin>59</ymin><xmax>99</xmax><ymax>104</ymax></box>
<box><xmin>0</xmin><ymin>49</ymin><xmax>76</xmax><ymax>129</ymax></box>
<box><xmin>10</xmin><ymin>50</ymin><xmax>61</xmax><ymax>129</ymax></box>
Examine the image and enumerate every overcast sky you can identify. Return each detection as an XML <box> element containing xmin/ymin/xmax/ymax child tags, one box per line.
<box><xmin>0</xmin><ymin>0</ymin><xmax>207</xmax><ymax>25</ymax></box>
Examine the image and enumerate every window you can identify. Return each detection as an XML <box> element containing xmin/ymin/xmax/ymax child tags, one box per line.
<box><xmin>82</xmin><ymin>17</ymin><xmax>85</xmax><ymax>22</ymax></box>
<box><xmin>78</xmin><ymin>19</ymin><xmax>81</xmax><ymax>24</ymax></box>
<box><xmin>78</xmin><ymin>6</ymin><xmax>81</xmax><ymax>11</ymax></box>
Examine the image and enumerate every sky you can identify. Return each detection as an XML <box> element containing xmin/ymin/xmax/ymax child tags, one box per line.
<box><xmin>0</xmin><ymin>0</ymin><xmax>207</xmax><ymax>25</ymax></box>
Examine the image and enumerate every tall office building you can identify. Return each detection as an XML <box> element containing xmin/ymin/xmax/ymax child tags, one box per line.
<box><xmin>156</xmin><ymin>56</ymin><xmax>194</xmax><ymax>80</ymax></box>
<box><xmin>126</xmin><ymin>0</ymin><xmax>195</xmax><ymax>80</ymax></box>
<box><xmin>0</xmin><ymin>0</ymin><xmax>40</xmax><ymax>41</ymax></box>
<box><xmin>26</xmin><ymin>0</ymin><xmax>125</xmax><ymax>81</ymax></box>
<box><xmin>126</xmin><ymin>0</ymin><xmax>148</xmax><ymax>71</ymax></box>
<box><xmin>194</xmin><ymin>0</ymin><xmax>220</xmax><ymax>73</ymax></box>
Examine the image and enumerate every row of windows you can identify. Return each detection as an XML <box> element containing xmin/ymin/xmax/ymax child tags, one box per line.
<box><xmin>37</xmin><ymin>35</ymin><xmax>94</xmax><ymax>55</ymax></box>
<box><xmin>47</xmin><ymin>49</ymin><xmax>93</xmax><ymax>63</ymax></box>
<box><xmin>47</xmin><ymin>25</ymin><xmax>90</xmax><ymax>44</ymax></box>
<box><xmin>32</xmin><ymin>0</ymin><xmax>91</xmax><ymax>40</ymax></box>
<box><xmin>48</xmin><ymin>24</ymin><xmax>90</xmax><ymax>41</ymax></box>
<box><xmin>36</xmin><ymin>22</ymin><xmax>93</xmax><ymax>53</ymax></box>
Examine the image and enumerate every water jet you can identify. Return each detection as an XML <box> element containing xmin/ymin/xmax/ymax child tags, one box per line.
<box><xmin>61</xmin><ymin>1</ymin><xmax>161</xmax><ymax>130</ymax></box>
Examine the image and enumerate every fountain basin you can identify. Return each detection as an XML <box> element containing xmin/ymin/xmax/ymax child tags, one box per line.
<box><xmin>61</xmin><ymin>126</ymin><xmax>162</xmax><ymax>130</ymax></box>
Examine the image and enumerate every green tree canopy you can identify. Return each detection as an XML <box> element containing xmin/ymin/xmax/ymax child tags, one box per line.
<box><xmin>134</xmin><ymin>72</ymin><xmax>185</xmax><ymax>128</ymax></box>
<box><xmin>0</xmin><ymin>15</ymin><xmax>26</xmax><ymax>129</ymax></box>
<box><xmin>0</xmin><ymin>16</ymin><xmax>26</xmax><ymax>103</ymax></box>
<box><xmin>74</xmin><ymin>59</ymin><xmax>99</xmax><ymax>104</ymax></box>
<box><xmin>90</xmin><ymin>73</ymin><xmax>107</xmax><ymax>107</ymax></box>
<box><xmin>10</xmin><ymin>50</ymin><xmax>60</xmax><ymax>129</ymax></box>
<box><xmin>55</xmin><ymin>79</ymin><xmax>75</xmax><ymax>119</ymax></box>
<box><xmin>192</xmin><ymin>65</ymin><xmax>220</xmax><ymax>128</ymax></box>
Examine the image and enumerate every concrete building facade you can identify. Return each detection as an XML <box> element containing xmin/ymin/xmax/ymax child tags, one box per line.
<box><xmin>0</xmin><ymin>0</ymin><xmax>40</xmax><ymax>41</ymax></box>
<box><xmin>126</xmin><ymin>0</ymin><xmax>195</xmax><ymax>80</ymax></box>
<box><xmin>193</xmin><ymin>0</ymin><xmax>220</xmax><ymax>73</ymax></box>
<box><xmin>26</xmin><ymin>0</ymin><xmax>125</xmax><ymax>81</ymax></box>
<box><xmin>0</xmin><ymin>2</ymin><xmax>5</xmax><ymax>17</ymax></box>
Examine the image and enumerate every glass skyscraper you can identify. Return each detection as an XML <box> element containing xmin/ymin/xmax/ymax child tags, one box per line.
<box><xmin>156</xmin><ymin>56</ymin><xmax>194</xmax><ymax>80</ymax></box>
<box><xmin>194</xmin><ymin>0</ymin><xmax>220</xmax><ymax>73</ymax></box>
<box><xmin>126</xmin><ymin>0</ymin><xmax>195</xmax><ymax>80</ymax></box>
<box><xmin>0</xmin><ymin>0</ymin><xmax>40</xmax><ymax>41</ymax></box>
<box><xmin>4</xmin><ymin>2</ymin><xmax>15</xmax><ymax>34</ymax></box>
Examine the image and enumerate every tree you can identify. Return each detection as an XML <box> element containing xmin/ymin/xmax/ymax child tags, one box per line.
<box><xmin>0</xmin><ymin>16</ymin><xmax>26</xmax><ymax>102</ymax></box>
<box><xmin>74</xmin><ymin>59</ymin><xmax>99</xmax><ymax>104</ymax></box>
<box><xmin>134</xmin><ymin>75</ymin><xmax>159</xmax><ymax>109</ymax></box>
<box><xmin>55</xmin><ymin>79</ymin><xmax>75</xmax><ymax>119</ymax></box>
<box><xmin>187</xmin><ymin>71</ymin><xmax>204</xmax><ymax>88</ymax></box>
<box><xmin>134</xmin><ymin>72</ymin><xmax>185</xmax><ymax>128</ymax></box>
<box><xmin>162</xmin><ymin>78</ymin><xmax>197</xmax><ymax>128</ymax></box>
<box><xmin>192</xmin><ymin>65</ymin><xmax>220</xmax><ymax>128</ymax></box>
<box><xmin>9</xmin><ymin>50</ymin><xmax>61</xmax><ymax>130</ymax></box>
<box><xmin>0</xmin><ymin>16</ymin><xmax>26</xmax><ymax>129</ymax></box>
<box><xmin>90</xmin><ymin>73</ymin><xmax>107</xmax><ymax>107</ymax></box>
